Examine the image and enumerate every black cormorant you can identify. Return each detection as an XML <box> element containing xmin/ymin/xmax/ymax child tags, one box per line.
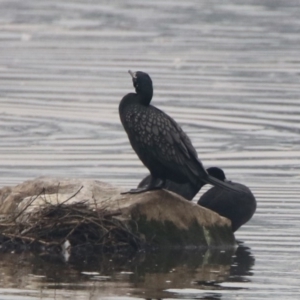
<box><xmin>119</xmin><ymin>70</ymin><xmax>244</xmax><ymax>194</ymax></box>
<box><xmin>198</xmin><ymin>167</ymin><xmax>257</xmax><ymax>232</ymax></box>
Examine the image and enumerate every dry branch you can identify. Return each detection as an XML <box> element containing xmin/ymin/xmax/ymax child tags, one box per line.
<box><xmin>0</xmin><ymin>190</ymin><xmax>144</xmax><ymax>255</ymax></box>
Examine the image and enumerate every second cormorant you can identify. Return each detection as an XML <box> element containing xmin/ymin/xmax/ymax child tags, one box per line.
<box><xmin>198</xmin><ymin>167</ymin><xmax>257</xmax><ymax>232</ymax></box>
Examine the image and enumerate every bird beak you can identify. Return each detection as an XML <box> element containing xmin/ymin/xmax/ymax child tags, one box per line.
<box><xmin>128</xmin><ymin>70</ymin><xmax>136</xmax><ymax>78</ymax></box>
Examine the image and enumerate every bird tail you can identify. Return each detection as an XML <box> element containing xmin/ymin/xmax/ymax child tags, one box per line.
<box><xmin>203</xmin><ymin>175</ymin><xmax>245</xmax><ymax>194</ymax></box>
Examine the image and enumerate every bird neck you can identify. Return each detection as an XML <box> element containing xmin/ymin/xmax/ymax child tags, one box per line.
<box><xmin>136</xmin><ymin>87</ymin><xmax>153</xmax><ymax>106</ymax></box>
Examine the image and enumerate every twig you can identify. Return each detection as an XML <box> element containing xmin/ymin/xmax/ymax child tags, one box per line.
<box><xmin>56</xmin><ymin>182</ymin><xmax>60</xmax><ymax>205</ymax></box>
<box><xmin>57</xmin><ymin>186</ymin><xmax>84</xmax><ymax>207</ymax></box>
<box><xmin>1</xmin><ymin>233</ymin><xmax>59</xmax><ymax>246</ymax></box>
<box><xmin>62</xmin><ymin>218</ymin><xmax>86</xmax><ymax>243</ymax></box>
<box><xmin>11</xmin><ymin>188</ymin><xmax>45</xmax><ymax>223</ymax></box>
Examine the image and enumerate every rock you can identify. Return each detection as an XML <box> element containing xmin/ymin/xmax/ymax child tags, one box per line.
<box><xmin>0</xmin><ymin>177</ymin><xmax>235</xmax><ymax>249</ymax></box>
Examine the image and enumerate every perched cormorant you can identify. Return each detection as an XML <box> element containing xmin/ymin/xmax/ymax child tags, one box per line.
<box><xmin>198</xmin><ymin>167</ymin><xmax>257</xmax><ymax>232</ymax></box>
<box><xmin>138</xmin><ymin>167</ymin><xmax>219</xmax><ymax>200</ymax></box>
<box><xmin>119</xmin><ymin>70</ymin><xmax>244</xmax><ymax>194</ymax></box>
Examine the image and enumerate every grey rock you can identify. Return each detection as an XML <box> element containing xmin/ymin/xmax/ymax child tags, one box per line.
<box><xmin>0</xmin><ymin>177</ymin><xmax>235</xmax><ymax>248</ymax></box>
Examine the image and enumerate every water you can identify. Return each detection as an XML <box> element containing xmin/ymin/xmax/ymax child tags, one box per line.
<box><xmin>0</xmin><ymin>0</ymin><xmax>300</xmax><ymax>299</ymax></box>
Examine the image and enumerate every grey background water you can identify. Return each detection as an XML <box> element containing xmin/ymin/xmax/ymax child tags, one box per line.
<box><xmin>0</xmin><ymin>0</ymin><xmax>300</xmax><ymax>299</ymax></box>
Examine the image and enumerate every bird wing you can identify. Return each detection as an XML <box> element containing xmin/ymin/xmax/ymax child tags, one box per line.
<box><xmin>122</xmin><ymin>103</ymin><xmax>205</xmax><ymax>186</ymax></box>
<box><xmin>167</xmin><ymin>114</ymin><xmax>209</xmax><ymax>179</ymax></box>
<box><xmin>131</xmin><ymin>106</ymin><xmax>203</xmax><ymax>185</ymax></box>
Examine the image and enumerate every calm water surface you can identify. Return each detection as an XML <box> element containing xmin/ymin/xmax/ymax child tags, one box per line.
<box><xmin>0</xmin><ymin>0</ymin><xmax>300</xmax><ymax>299</ymax></box>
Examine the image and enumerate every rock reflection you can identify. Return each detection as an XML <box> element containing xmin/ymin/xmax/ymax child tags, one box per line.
<box><xmin>229</xmin><ymin>241</ymin><xmax>255</xmax><ymax>279</ymax></box>
<box><xmin>0</xmin><ymin>243</ymin><xmax>255</xmax><ymax>299</ymax></box>
<box><xmin>164</xmin><ymin>243</ymin><xmax>255</xmax><ymax>299</ymax></box>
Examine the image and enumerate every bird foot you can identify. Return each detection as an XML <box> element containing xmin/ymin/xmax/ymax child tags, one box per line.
<box><xmin>121</xmin><ymin>186</ymin><xmax>162</xmax><ymax>195</ymax></box>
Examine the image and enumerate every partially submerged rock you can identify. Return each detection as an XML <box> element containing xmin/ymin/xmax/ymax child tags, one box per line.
<box><xmin>0</xmin><ymin>177</ymin><xmax>235</xmax><ymax>252</ymax></box>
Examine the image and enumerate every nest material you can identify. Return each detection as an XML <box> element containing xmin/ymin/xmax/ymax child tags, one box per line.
<box><xmin>0</xmin><ymin>188</ymin><xmax>144</xmax><ymax>254</ymax></box>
